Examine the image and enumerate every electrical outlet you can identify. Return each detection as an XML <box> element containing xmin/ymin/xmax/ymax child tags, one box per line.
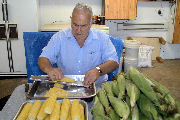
<box><xmin>0</xmin><ymin>24</ymin><xmax>6</xmax><ymax>40</ymax></box>
<box><xmin>8</xmin><ymin>24</ymin><xmax>18</xmax><ymax>39</ymax></box>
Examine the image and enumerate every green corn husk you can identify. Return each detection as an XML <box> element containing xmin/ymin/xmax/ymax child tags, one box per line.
<box><xmin>139</xmin><ymin>112</ymin><xmax>149</xmax><ymax>120</ymax></box>
<box><xmin>112</xmin><ymin>80</ymin><xmax>119</xmax><ymax>97</ymax></box>
<box><xmin>128</xmin><ymin>67</ymin><xmax>159</xmax><ymax>105</ymax></box>
<box><xmin>137</xmin><ymin>94</ymin><xmax>158</xmax><ymax>120</ymax></box>
<box><xmin>108</xmin><ymin>95</ymin><xmax>130</xmax><ymax>120</ymax></box>
<box><xmin>125</xmin><ymin>96</ymin><xmax>131</xmax><ymax>107</ymax></box>
<box><xmin>108</xmin><ymin>107</ymin><xmax>120</xmax><ymax>120</ymax></box>
<box><xmin>91</xmin><ymin>96</ymin><xmax>106</xmax><ymax>120</ymax></box>
<box><xmin>117</xmin><ymin>75</ymin><xmax>126</xmax><ymax>99</ymax></box>
<box><xmin>131</xmin><ymin>104</ymin><xmax>139</xmax><ymax>120</ymax></box>
<box><xmin>98</xmin><ymin>89</ymin><xmax>111</xmax><ymax>113</ymax></box>
<box><xmin>104</xmin><ymin>82</ymin><xmax>114</xmax><ymax>96</ymax></box>
<box><xmin>126</xmin><ymin>80</ymin><xmax>140</xmax><ymax>108</ymax></box>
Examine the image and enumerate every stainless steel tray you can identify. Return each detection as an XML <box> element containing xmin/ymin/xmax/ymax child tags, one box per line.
<box><xmin>13</xmin><ymin>99</ymin><xmax>88</xmax><ymax>120</ymax></box>
<box><xmin>27</xmin><ymin>75</ymin><xmax>96</xmax><ymax>99</ymax></box>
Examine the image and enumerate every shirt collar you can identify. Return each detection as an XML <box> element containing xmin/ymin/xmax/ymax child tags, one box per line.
<box><xmin>66</xmin><ymin>28</ymin><xmax>98</xmax><ymax>45</ymax></box>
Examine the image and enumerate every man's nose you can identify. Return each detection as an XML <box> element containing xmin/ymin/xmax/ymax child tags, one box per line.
<box><xmin>77</xmin><ymin>25</ymin><xmax>81</xmax><ymax>32</ymax></box>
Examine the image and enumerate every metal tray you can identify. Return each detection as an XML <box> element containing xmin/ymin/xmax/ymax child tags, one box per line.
<box><xmin>27</xmin><ymin>75</ymin><xmax>96</xmax><ymax>99</ymax></box>
<box><xmin>13</xmin><ymin>99</ymin><xmax>88</xmax><ymax>120</ymax></box>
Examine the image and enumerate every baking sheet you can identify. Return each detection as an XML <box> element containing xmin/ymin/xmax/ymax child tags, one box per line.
<box><xmin>13</xmin><ymin>99</ymin><xmax>88</xmax><ymax>120</ymax></box>
<box><xmin>27</xmin><ymin>75</ymin><xmax>96</xmax><ymax>99</ymax></box>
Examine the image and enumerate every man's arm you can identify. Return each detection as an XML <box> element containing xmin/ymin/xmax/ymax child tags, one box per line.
<box><xmin>83</xmin><ymin>60</ymin><xmax>118</xmax><ymax>85</ymax></box>
<box><xmin>38</xmin><ymin>57</ymin><xmax>64</xmax><ymax>80</ymax></box>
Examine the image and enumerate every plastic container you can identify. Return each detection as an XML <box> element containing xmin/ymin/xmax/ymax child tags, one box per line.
<box><xmin>119</xmin><ymin>57</ymin><xmax>123</xmax><ymax>72</ymax></box>
<box><xmin>124</xmin><ymin>57</ymin><xmax>138</xmax><ymax>72</ymax></box>
<box><xmin>124</xmin><ymin>40</ymin><xmax>140</xmax><ymax>59</ymax></box>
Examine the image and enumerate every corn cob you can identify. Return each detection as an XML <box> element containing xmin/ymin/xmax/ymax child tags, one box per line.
<box><xmin>57</xmin><ymin>77</ymin><xmax>75</xmax><ymax>83</ymax></box>
<box><xmin>104</xmin><ymin>82</ymin><xmax>114</xmax><ymax>96</ymax></box>
<box><xmin>131</xmin><ymin>104</ymin><xmax>139</xmax><ymax>120</ymax></box>
<box><xmin>50</xmin><ymin>101</ymin><xmax>61</xmax><ymax>120</ymax></box>
<box><xmin>60</xmin><ymin>99</ymin><xmax>71</xmax><ymax>120</ymax></box>
<box><xmin>117</xmin><ymin>74</ymin><xmax>126</xmax><ymax>99</ymax></box>
<box><xmin>16</xmin><ymin>103</ymin><xmax>32</xmax><ymax>120</ymax></box>
<box><xmin>71</xmin><ymin>99</ymin><xmax>81</xmax><ymax>120</ymax></box>
<box><xmin>137</xmin><ymin>94</ymin><xmax>158</xmax><ymax>120</ymax></box>
<box><xmin>44</xmin><ymin>95</ymin><xmax>57</xmax><ymax>114</ymax></box>
<box><xmin>98</xmin><ymin>89</ymin><xmax>110</xmax><ymax>113</ymax></box>
<box><xmin>37</xmin><ymin>102</ymin><xmax>48</xmax><ymax>120</ymax></box>
<box><xmin>108</xmin><ymin>95</ymin><xmax>130</xmax><ymax>119</ymax></box>
<box><xmin>28</xmin><ymin>100</ymin><xmax>42</xmax><ymax>120</ymax></box>
<box><xmin>79</xmin><ymin>104</ymin><xmax>84</xmax><ymax>120</ymax></box>
<box><xmin>112</xmin><ymin>80</ymin><xmax>119</xmax><ymax>97</ymax></box>
<box><xmin>66</xmin><ymin>110</ymin><xmax>71</xmax><ymax>120</ymax></box>
<box><xmin>126</xmin><ymin>80</ymin><xmax>140</xmax><ymax>108</ymax></box>
<box><xmin>44</xmin><ymin>115</ymin><xmax>50</xmax><ymax>120</ymax></box>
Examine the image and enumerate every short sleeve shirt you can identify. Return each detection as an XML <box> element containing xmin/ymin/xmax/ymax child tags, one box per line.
<box><xmin>40</xmin><ymin>28</ymin><xmax>118</xmax><ymax>83</ymax></box>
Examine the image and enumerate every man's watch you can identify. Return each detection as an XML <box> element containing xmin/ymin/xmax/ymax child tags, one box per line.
<box><xmin>95</xmin><ymin>66</ymin><xmax>102</xmax><ymax>73</ymax></box>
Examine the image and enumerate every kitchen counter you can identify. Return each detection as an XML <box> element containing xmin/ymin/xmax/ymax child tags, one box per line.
<box><xmin>1</xmin><ymin>59</ymin><xmax>180</xmax><ymax>119</ymax></box>
<box><xmin>40</xmin><ymin>24</ymin><xmax>109</xmax><ymax>33</ymax></box>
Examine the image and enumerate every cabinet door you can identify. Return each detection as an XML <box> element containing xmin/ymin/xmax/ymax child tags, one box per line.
<box><xmin>173</xmin><ymin>0</ymin><xmax>180</xmax><ymax>44</ymax></box>
<box><xmin>105</xmin><ymin>0</ymin><xmax>137</xmax><ymax>19</ymax></box>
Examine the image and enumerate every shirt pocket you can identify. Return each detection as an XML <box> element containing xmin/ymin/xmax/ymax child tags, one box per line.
<box><xmin>86</xmin><ymin>48</ymin><xmax>101</xmax><ymax>66</ymax></box>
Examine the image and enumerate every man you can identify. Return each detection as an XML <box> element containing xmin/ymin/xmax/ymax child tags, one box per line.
<box><xmin>38</xmin><ymin>3</ymin><xmax>119</xmax><ymax>86</ymax></box>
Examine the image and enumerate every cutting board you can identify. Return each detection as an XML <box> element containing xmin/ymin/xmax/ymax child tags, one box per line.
<box><xmin>127</xmin><ymin>37</ymin><xmax>161</xmax><ymax>60</ymax></box>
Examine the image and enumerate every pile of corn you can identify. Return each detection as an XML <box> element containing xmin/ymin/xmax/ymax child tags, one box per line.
<box><xmin>91</xmin><ymin>67</ymin><xmax>180</xmax><ymax>120</ymax></box>
<box><xmin>16</xmin><ymin>97</ymin><xmax>84</xmax><ymax>120</ymax></box>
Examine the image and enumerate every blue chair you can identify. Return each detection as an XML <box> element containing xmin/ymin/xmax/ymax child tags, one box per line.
<box><xmin>23</xmin><ymin>32</ymin><xmax>124</xmax><ymax>82</ymax></box>
<box><xmin>108</xmin><ymin>36</ymin><xmax>124</xmax><ymax>81</ymax></box>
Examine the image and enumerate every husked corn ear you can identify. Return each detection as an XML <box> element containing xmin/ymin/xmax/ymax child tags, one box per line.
<box><xmin>44</xmin><ymin>96</ymin><xmax>57</xmax><ymax>114</ymax></box>
<box><xmin>57</xmin><ymin>77</ymin><xmax>75</xmax><ymax>83</ymax></box>
<box><xmin>16</xmin><ymin>103</ymin><xmax>32</xmax><ymax>120</ymax></box>
<box><xmin>79</xmin><ymin>104</ymin><xmax>84</xmax><ymax>120</ymax></box>
<box><xmin>71</xmin><ymin>99</ymin><xmax>81</xmax><ymax>120</ymax></box>
<box><xmin>37</xmin><ymin>102</ymin><xmax>48</xmax><ymax>120</ymax></box>
<box><xmin>44</xmin><ymin>115</ymin><xmax>50</xmax><ymax>120</ymax></box>
<box><xmin>60</xmin><ymin>99</ymin><xmax>71</xmax><ymax>120</ymax></box>
<box><xmin>50</xmin><ymin>101</ymin><xmax>61</xmax><ymax>120</ymax></box>
<box><xmin>28</xmin><ymin>100</ymin><xmax>42</xmax><ymax>120</ymax></box>
<box><xmin>131</xmin><ymin>104</ymin><xmax>139</xmax><ymax>120</ymax></box>
<box><xmin>67</xmin><ymin>106</ymin><xmax>72</xmax><ymax>120</ymax></box>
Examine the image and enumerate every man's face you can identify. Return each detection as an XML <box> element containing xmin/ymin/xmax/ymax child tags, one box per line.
<box><xmin>71</xmin><ymin>10</ymin><xmax>91</xmax><ymax>41</ymax></box>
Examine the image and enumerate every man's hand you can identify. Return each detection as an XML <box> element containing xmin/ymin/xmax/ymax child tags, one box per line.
<box><xmin>46</xmin><ymin>67</ymin><xmax>64</xmax><ymax>81</ymax></box>
<box><xmin>83</xmin><ymin>68</ymin><xmax>100</xmax><ymax>86</ymax></box>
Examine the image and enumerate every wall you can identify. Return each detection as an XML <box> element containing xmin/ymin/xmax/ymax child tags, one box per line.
<box><xmin>106</xmin><ymin>1</ymin><xmax>180</xmax><ymax>59</ymax></box>
<box><xmin>38</xmin><ymin>0</ymin><xmax>103</xmax><ymax>28</ymax></box>
<box><xmin>0</xmin><ymin>0</ymin><xmax>39</xmax><ymax>73</ymax></box>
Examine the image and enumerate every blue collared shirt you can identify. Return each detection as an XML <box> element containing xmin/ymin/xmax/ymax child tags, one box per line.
<box><xmin>40</xmin><ymin>28</ymin><xmax>118</xmax><ymax>84</ymax></box>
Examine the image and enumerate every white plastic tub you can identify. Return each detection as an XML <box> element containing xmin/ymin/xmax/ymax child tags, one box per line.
<box><xmin>124</xmin><ymin>57</ymin><xmax>138</xmax><ymax>72</ymax></box>
<box><xmin>124</xmin><ymin>40</ymin><xmax>140</xmax><ymax>59</ymax></box>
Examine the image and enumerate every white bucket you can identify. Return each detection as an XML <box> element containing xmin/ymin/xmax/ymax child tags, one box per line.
<box><xmin>124</xmin><ymin>40</ymin><xmax>140</xmax><ymax>59</ymax></box>
<box><xmin>124</xmin><ymin>57</ymin><xmax>138</xmax><ymax>72</ymax></box>
<box><xmin>119</xmin><ymin>57</ymin><xmax>123</xmax><ymax>72</ymax></box>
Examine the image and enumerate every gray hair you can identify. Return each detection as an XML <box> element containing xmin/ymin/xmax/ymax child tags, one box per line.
<box><xmin>73</xmin><ymin>3</ymin><xmax>93</xmax><ymax>19</ymax></box>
